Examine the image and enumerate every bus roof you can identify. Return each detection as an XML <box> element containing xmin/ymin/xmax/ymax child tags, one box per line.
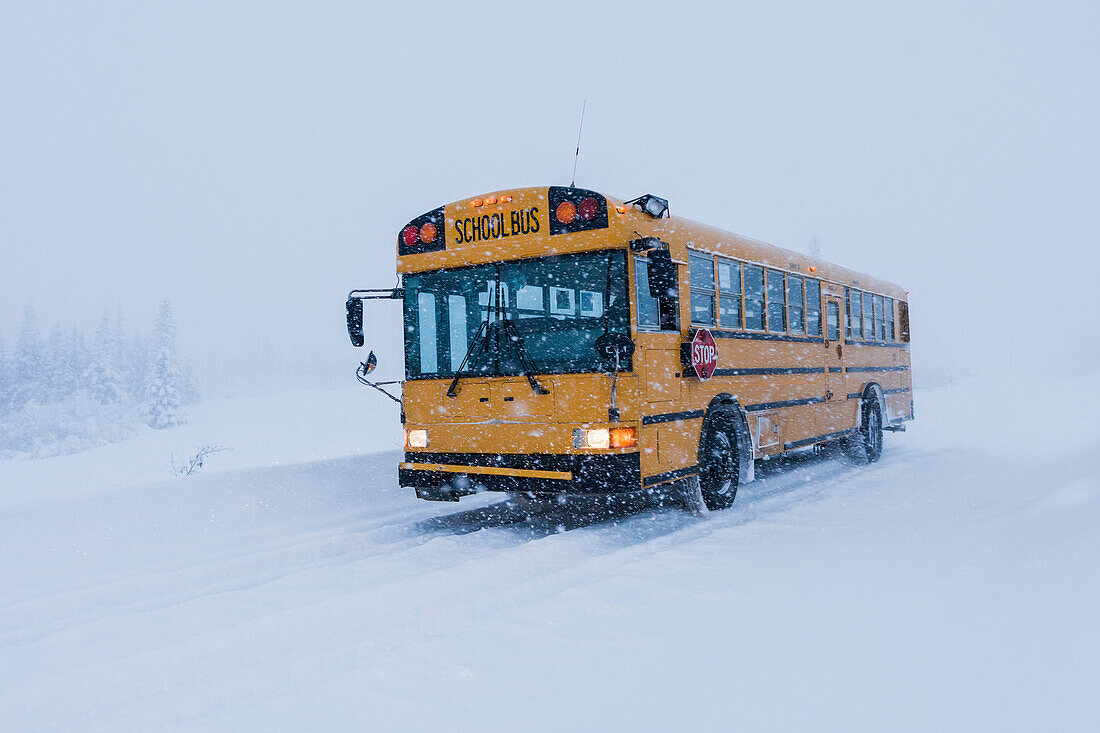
<box><xmin>395</xmin><ymin>186</ymin><xmax>907</xmax><ymax>300</ymax></box>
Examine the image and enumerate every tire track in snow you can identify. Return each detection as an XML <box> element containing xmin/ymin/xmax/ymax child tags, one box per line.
<box><xmin>0</xmin><ymin>440</ymin><xmax>929</xmax><ymax>651</ymax></box>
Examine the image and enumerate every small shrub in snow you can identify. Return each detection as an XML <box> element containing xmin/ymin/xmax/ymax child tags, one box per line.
<box><xmin>172</xmin><ymin>445</ymin><xmax>227</xmax><ymax>476</ymax></box>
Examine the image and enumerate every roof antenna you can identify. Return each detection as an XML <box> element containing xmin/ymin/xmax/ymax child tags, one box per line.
<box><xmin>570</xmin><ymin>99</ymin><xmax>586</xmax><ymax>188</ymax></box>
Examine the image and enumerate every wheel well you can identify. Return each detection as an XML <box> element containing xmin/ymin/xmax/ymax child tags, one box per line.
<box><xmin>857</xmin><ymin>382</ymin><xmax>887</xmax><ymax>425</ymax></box>
<box><xmin>700</xmin><ymin>393</ymin><xmax>755</xmax><ymax>484</ymax></box>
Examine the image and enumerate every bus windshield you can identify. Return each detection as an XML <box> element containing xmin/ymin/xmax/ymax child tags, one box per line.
<box><xmin>403</xmin><ymin>250</ymin><xmax>629</xmax><ymax>379</ymax></box>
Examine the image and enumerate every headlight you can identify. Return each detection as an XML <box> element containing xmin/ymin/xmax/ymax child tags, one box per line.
<box><xmin>406</xmin><ymin>429</ymin><xmax>429</xmax><ymax>449</ymax></box>
<box><xmin>573</xmin><ymin>427</ymin><xmax>636</xmax><ymax>449</ymax></box>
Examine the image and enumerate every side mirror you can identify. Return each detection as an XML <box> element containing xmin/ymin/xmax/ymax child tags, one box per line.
<box><xmin>594</xmin><ymin>332</ymin><xmax>636</xmax><ymax>371</ymax></box>
<box><xmin>364</xmin><ymin>350</ymin><xmax>377</xmax><ymax>374</ymax></box>
<box><xmin>346</xmin><ymin>298</ymin><xmax>364</xmax><ymax>347</ymax></box>
<box><xmin>647</xmin><ymin>248</ymin><xmax>678</xmax><ymax>300</ymax></box>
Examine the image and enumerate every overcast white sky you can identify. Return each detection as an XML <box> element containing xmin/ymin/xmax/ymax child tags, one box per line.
<box><xmin>2</xmin><ymin>1</ymin><xmax>1097</xmax><ymax>393</ymax></box>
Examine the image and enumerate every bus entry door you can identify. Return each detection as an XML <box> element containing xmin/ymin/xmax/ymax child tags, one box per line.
<box><xmin>824</xmin><ymin>297</ymin><xmax>846</xmax><ymax>429</ymax></box>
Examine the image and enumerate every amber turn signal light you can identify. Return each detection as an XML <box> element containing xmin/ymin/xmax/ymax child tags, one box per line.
<box><xmin>556</xmin><ymin>200</ymin><xmax>577</xmax><ymax>224</ymax></box>
<box><xmin>609</xmin><ymin>427</ymin><xmax>636</xmax><ymax>449</ymax></box>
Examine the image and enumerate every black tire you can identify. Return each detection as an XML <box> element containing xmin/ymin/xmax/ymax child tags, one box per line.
<box><xmin>699</xmin><ymin>416</ymin><xmax>740</xmax><ymax>510</ymax></box>
<box><xmin>845</xmin><ymin>398</ymin><xmax>884</xmax><ymax>463</ymax></box>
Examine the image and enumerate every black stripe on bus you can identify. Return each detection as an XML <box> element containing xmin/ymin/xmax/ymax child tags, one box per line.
<box><xmin>707</xmin><ymin>329</ymin><xmax>825</xmax><ymax>344</ymax></box>
<box><xmin>783</xmin><ymin>428</ymin><xmax>858</xmax><ymax>451</ymax></box>
<box><xmin>642</xmin><ymin>409</ymin><xmax>706</xmax><ymax>426</ymax></box>
<box><xmin>744</xmin><ymin>396</ymin><xmax>826</xmax><ymax>412</ymax></box>
<box><xmin>846</xmin><ymin>366</ymin><xmax>910</xmax><ymax>373</ymax></box>
<box><xmin>845</xmin><ymin>339</ymin><xmax>910</xmax><ymax>348</ymax></box>
<box><xmin>848</xmin><ymin>387</ymin><xmax>913</xmax><ymax>400</ymax></box>
<box><xmin>712</xmin><ymin>367</ymin><xmax>825</xmax><ymax>377</ymax></box>
<box><xmin>828</xmin><ymin>367</ymin><xmax>843</xmax><ymax>373</ymax></box>
<box><xmin>642</xmin><ymin>465</ymin><xmax>700</xmax><ymax>488</ymax></box>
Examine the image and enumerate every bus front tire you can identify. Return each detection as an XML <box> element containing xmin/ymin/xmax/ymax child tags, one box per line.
<box><xmin>699</xmin><ymin>418</ymin><xmax>740</xmax><ymax>510</ymax></box>
<box><xmin>845</xmin><ymin>399</ymin><xmax>884</xmax><ymax>464</ymax></box>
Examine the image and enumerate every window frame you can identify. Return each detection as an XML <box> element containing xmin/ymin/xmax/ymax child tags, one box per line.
<box><xmin>786</xmin><ymin>273</ymin><xmax>805</xmax><ymax>335</ymax></box>
<box><xmin>885</xmin><ymin>297</ymin><xmax>895</xmax><ymax>341</ymax></box>
<box><xmin>742</xmin><ymin>264</ymin><xmax>766</xmax><ymax>332</ymax></box>
<box><xmin>805</xmin><ymin>278</ymin><xmax>822</xmax><ymax>337</ymax></box>
<box><xmin>873</xmin><ymin>294</ymin><xmax>885</xmax><ymax>341</ymax></box>
<box><xmin>633</xmin><ymin>255</ymin><xmax>661</xmax><ymax>332</ymax></box>
<box><xmin>765</xmin><ymin>268</ymin><xmax>787</xmax><ymax>334</ymax></box>
<box><xmin>848</xmin><ymin>289</ymin><xmax>863</xmax><ymax>340</ymax></box>
<box><xmin>688</xmin><ymin>250</ymin><xmax>717</xmax><ymax>327</ymax></box>
<box><xmin>716</xmin><ymin>255</ymin><xmax>742</xmax><ymax>330</ymax></box>
<box><xmin>827</xmin><ymin>299</ymin><xmax>840</xmax><ymax>342</ymax></box>
<box><xmin>862</xmin><ymin>290</ymin><xmax>874</xmax><ymax>340</ymax></box>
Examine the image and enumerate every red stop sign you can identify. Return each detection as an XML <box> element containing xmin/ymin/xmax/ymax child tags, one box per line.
<box><xmin>691</xmin><ymin>329</ymin><xmax>719</xmax><ymax>379</ymax></box>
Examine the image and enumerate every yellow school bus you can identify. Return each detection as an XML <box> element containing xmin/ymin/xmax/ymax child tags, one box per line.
<box><xmin>346</xmin><ymin>186</ymin><xmax>913</xmax><ymax>510</ymax></box>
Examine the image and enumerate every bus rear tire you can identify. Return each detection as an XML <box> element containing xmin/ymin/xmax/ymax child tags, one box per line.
<box><xmin>844</xmin><ymin>399</ymin><xmax>884</xmax><ymax>464</ymax></box>
<box><xmin>699</xmin><ymin>418</ymin><xmax>740</xmax><ymax>510</ymax></box>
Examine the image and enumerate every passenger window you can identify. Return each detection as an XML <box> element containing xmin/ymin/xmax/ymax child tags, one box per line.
<box><xmin>827</xmin><ymin>300</ymin><xmax>840</xmax><ymax>342</ymax></box>
<box><xmin>873</xmin><ymin>294</ymin><xmax>885</xmax><ymax>340</ymax></box>
<box><xmin>717</xmin><ymin>257</ymin><xmax>741</xmax><ymax>329</ymax></box>
<box><xmin>689</xmin><ymin>252</ymin><xmax>716</xmax><ymax>326</ymax></box>
<box><xmin>787</xmin><ymin>274</ymin><xmax>804</xmax><ymax>335</ymax></box>
<box><xmin>849</xmin><ymin>290</ymin><xmax>863</xmax><ymax>339</ymax></box>
<box><xmin>806</xmin><ymin>279</ymin><xmax>822</xmax><ymax>337</ymax></box>
<box><xmin>863</xmin><ymin>292</ymin><xmax>874</xmax><ymax>340</ymax></box>
<box><xmin>766</xmin><ymin>269</ymin><xmax>786</xmax><ymax>333</ymax></box>
<box><xmin>447</xmin><ymin>294</ymin><xmax>467</xmax><ymax>372</ymax></box>
<box><xmin>418</xmin><ymin>291</ymin><xmax>438</xmax><ymax>373</ymax></box>
<box><xmin>899</xmin><ymin>300</ymin><xmax>910</xmax><ymax>342</ymax></box>
<box><xmin>635</xmin><ymin>255</ymin><xmax>679</xmax><ymax>332</ymax></box>
<box><xmin>886</xmin><ymin>297</ymin><xmax>895</xmax><ymax>340</ymax></box>
<box><xmin>634</xmin><ymin>257</ymin><xmax>660</xmax><ymax>330</ymax></box>
<box><xmin>743</xmin><ymin>265</ymin><xmax>765</xmax><ymax>330</ymax></box>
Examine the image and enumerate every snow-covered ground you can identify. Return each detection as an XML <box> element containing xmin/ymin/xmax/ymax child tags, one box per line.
<box><xmin>1</xmin><ymin>373</ymin><xmax>1098</xmax><ymax>731</ymax></box>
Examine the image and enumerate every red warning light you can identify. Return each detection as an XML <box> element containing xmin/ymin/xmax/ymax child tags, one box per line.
<box><xmin>401</xmin><ymin>225</ymin><xmax>420</xmax><ymax>247</ymax></box>
<box><xmin>577</xmin><ymin>197</ymin><xmax>598</xmax><ymax>221</ymax></box>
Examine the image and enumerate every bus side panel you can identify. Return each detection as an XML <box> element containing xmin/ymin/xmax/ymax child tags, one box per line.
<box><xmin>634</xmin><ymin>332</ymin><xmax>699</xmax><ymax>487</ymax></box>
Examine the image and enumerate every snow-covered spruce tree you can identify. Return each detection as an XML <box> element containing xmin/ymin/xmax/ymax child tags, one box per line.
<box><xmin>0</xmin><ymin>334</ymin><xmax>10</xmax><ymax>417</ymax></box>
<box><xmin>143</xmin><ymin>300</ymin><xmax>186</xmax><ymax>429</ymax></box>
<box><xmin>108</xmin><ymin>305</ymin><xmax>132</xmax><ymax>400</ymax></box>
<box><xmin>86</xmin><ymin>311</ymin><xmax>127</xmax><ymax>405</ymax></box>
<box><xmin>12</xmin><ymin>303</ymin><xmax>45</xmax><ymax>409</ymax></box>
<box><xmin>67</xmin><ymin>326</ymin><xmax>89</xmax><ymax>398</ymax></box>
<box><xmin>126</xmin><ymin>330</ymin><xmax>150</xmax><ymax>402</ymax></box>
<box><xmin>45</xmin><ymin>325</ymin><xmax>71</xmax><ymax>400</ymax></box>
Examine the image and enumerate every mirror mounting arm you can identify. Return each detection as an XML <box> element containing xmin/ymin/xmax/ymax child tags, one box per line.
<box><xmin>346</xmin><ymin>285</ymin><xmax>403</xmax><ymax>348</ymax></box>
<box><xmin>347</xmin><ymin>287</ymin><xmax>403</xmax><ymax>301</ymax></box>
<box><xmin>356</xmin><ymin>355</ymin><xmax>402</xmax><ymax>405</ymax></box>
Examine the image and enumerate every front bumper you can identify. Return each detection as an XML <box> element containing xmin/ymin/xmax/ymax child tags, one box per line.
<box><xmin>399</xmin><ymin>451</ymin><xmax>642</xmax><ymax>496</ymax></box>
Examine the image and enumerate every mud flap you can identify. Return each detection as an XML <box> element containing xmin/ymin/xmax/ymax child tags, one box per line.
<box><xmin>679</xmin><ymin>474</ymin><xmax>709</xmax><ymax>516</ymax></box>
<box><xmin>415</xmin><ymin>486</ymin><xmax>460</xmax><ymax>502</ymax></box>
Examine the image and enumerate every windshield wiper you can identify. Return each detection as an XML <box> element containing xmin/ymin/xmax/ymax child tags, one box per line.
<box><xmin>499</xmin><ymin>319</ymin><xmax>550</xmax><ymax>395</ymax></box>
<box><xmin>446</xmin><ymin>317</ymin><xmax>491</xmax><ymax>398</ymax></box>
<box><xmin>447</xmin><ymin>318</ymin><xmax>550</xmax><ymax>397</ymax></box>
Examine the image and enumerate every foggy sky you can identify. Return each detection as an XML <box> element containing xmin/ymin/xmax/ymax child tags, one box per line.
<box><xmin>2</xmin><ymin>1</ymin><xmax>1097</xmax><ymax>393</ymax></box>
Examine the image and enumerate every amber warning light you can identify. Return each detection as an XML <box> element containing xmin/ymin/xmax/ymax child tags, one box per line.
<box><xmin>397</xmin><ymin>207</ymin><xmax>446</xmax><ymax>256</ymax></box>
